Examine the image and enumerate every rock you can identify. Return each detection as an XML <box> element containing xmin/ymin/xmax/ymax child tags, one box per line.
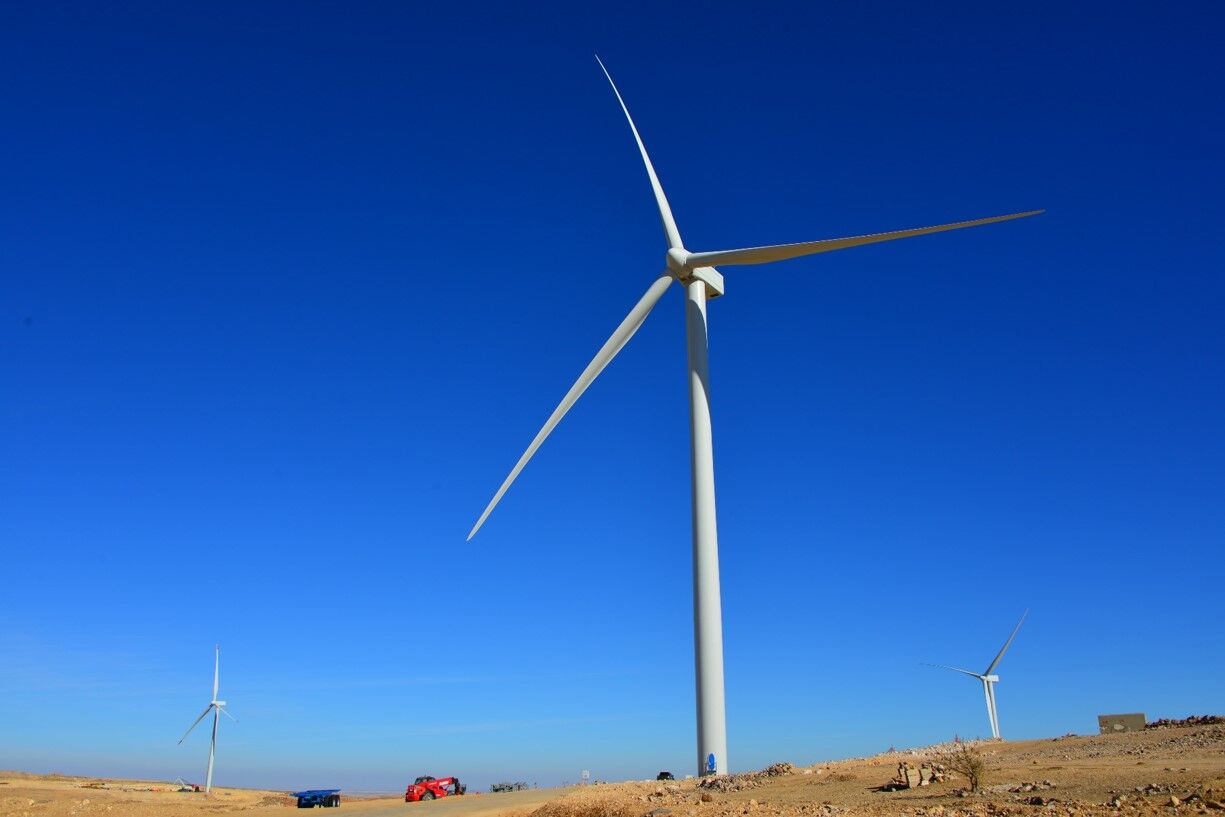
<box><xmin>700</xmin><ymin>793</ymin><xmax>714</xmax><ymax>803</ymax></box>
<box><xmin>1168</xmin><ymin>796</ymin><xmax>1181</xmax><ymax>807</ymax></box>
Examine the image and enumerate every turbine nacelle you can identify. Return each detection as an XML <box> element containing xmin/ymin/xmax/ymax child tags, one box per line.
<box><xmin>666</xmin><ymin>249</ymin><xmax>725</xmax><ymax>297</ymax></box>
<box><xmin>683</xmin><ymin>266</ymin><xmax>725</xmax><ymax>298</ymax></box>
<box><xmin>213</xmin><ymin>700</ymin><xmax>226</xmax><ymax>707</ymax></box>
<box><xmin>983</xmin><ymin>675</ymin><xmax>999</xmax><ymax>683</ymax></box>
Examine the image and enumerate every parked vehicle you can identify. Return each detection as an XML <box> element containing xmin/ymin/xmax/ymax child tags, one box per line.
<box><xmin>291</xmin><ymin>789</ymin><xmax>341</xmax><ymax>808</ymax></box>
<box><xmin>405</xmin><ymin>776</ymin><xmax>466</xmax><ymax>802</ymax></box>
<box><xmin>656</xmin><ymin>772</ymin><xmax>675</xmax><ymax>781</ymax></box>
<box><xmin>490</xmin><ymin>782</ymin><xmax>529</xmax><ymax>792</ymax></box>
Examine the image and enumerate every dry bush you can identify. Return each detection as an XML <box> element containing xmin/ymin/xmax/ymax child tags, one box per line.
<box><xmin>945</xmin><ymin>743</ymin><xmax>987</xmax><ymax>792</ymax></box>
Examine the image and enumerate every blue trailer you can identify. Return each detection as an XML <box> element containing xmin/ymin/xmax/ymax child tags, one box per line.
<box><xmin>291</xmin><ymin>789</ymin><xmax>341</xmax><ymax>808</ymax></box>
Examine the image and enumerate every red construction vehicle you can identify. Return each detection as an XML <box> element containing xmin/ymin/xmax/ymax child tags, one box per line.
<box><xmin>404</xmin><ymin>776</ymin><xmax>466</xmax><ymax>802</ymax></box>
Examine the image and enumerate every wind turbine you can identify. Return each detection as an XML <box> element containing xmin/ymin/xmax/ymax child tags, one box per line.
<box><xmin>927</xmin><ymin>610</ymin><xmax>1028</xmax><ymax>739</ymax></box>
<box><xmin>178</xmin><ymin>645</ymin><xmax>235</xmax><ymax>793</ymax></box>
<box><xmin>467</xmin><ymin>57</ymin><xmax>1042</xmax><ymax>776</ymax></box>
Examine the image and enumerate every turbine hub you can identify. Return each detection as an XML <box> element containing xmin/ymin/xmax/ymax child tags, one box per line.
<box><xmin>666</xmin><ymin>247</ymin><xmax>691</xmax><ymax>272</ymax></box>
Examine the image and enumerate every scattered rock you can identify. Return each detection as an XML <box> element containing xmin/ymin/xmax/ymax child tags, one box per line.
<box><xmin>1146</xmin><ymin>716</ymin><xmax>1225</xmax><ymax>730</ymax></box>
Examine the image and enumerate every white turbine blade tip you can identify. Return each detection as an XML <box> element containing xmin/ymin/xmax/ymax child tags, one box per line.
<box><xmin>686</xmin><ymin>209</ymin><xmax>1044</xmax><ymax>268</ymax></box>
<box><xmin>466</xmin><ymin>273</ymin><xmax>673</xmax><ymax>540</ymax></box>
<box><xmin>592</xmin><ymin>59</ymin><xmax>683</xmax><ymax>249</ymax></box>
<box><xmin>985</xmin><ymin>609</ymin><xmax>1029</xmax><ymax>674</ymax></box>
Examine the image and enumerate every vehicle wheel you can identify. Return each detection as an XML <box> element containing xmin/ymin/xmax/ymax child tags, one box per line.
<box><xmin>421</xmin><ymin>792</ymin><xmax>435</xmax><ymax>802</ymax></box>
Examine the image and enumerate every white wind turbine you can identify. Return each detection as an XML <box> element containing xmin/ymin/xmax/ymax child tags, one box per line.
<box><xmin>467</xmin><ymin>58</ymin><xmax>1042</xmax><ymax>776</ymax></box>
<box><xmin>178</xmin><ymin>645</ymin><xmax>235</xmax><ymax>793</ymax></box>
<box><xmin>927</xmin><ymin>609</ymin><xmax>1028</xmax><ymax>739</ymax></box>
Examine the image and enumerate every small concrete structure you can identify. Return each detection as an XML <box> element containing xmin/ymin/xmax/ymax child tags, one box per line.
<box><xmin>1098</xmin><ymin>713</ymin><xmax>1146</xmax><ymax>733</ymax></box>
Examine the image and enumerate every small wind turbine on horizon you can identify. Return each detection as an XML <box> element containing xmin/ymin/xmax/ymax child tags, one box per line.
<box><xmin>926</xmin><ymin>610</ymin><xmax>1028</xmax><ymax>740</ymax></box>
<box><xmin>467</xmin><ymin>57</ymin><xmax>1042</xmax><ymax>776</ymax></box>
<box><xmin>178</xmin><ymin>645</ymin><xmax>235</xmax><ymax>794</ymax></box>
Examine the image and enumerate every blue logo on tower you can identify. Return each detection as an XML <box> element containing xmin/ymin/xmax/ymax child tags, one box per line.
<box><xmin>706</xmin><ymin>753</ymin><xmax>717</xmax><ymax>774</ymax></box>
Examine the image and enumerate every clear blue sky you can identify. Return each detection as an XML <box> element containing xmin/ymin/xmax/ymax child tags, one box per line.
<box><xmin>2</xmin><ymin>0</ymin><xmax>1221</xmax><ymax>794</ymax></box>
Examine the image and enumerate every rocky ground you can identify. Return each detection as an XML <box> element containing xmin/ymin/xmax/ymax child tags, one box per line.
<box><xmin>3</xmin><ymin>720</ymin><xmax>1222</xmax><ymax>817</ymax></box>
<box><xmin>527</xmin><ymin>722</ymin><xmax>1225</xmax><ymax>817</ymax></box>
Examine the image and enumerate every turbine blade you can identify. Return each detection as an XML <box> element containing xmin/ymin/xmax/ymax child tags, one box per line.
<box><xmin>212</xmin><ymin>645</ymin><xmax>220</xmax><ymax>701</ymax></box>
<box><xmin>595</xmin><ymin>56</ymin><xmax>683</xmax><ymax>250</ymax></box>
<box><xmin>685</xmin><ymin>210</ymin><xmax>1043</xmax><ymax>268</ymax></box>
<box><xmin>923</xmin><ymin>662</ymin><xmax>982</xmax><ymax>679</ymax></box>
<box><xmin>984</xmin><ymin>608</ymin><xmax>1028</xmax><ymax>674</ymax></box>
<box><xmin>219</xmin><ymin>706</ymin><xmax>237</xmax><ymax>723</ymax></box>
<box><xmin>467</xmin><ymin>272</ymin><xmax>674</xmax><ymax>540</ymax></box>
<box><xmin>178</xmin><ymin>705</ymin><xmax>213</xmax><ymax>744</ymax></box>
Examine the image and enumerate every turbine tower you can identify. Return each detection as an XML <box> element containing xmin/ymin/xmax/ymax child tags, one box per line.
<box><xmin>468</xmin><ymin>58</ymin><xmax>1042</xmax><ymax>776</ymax></box>
<box><xmin>178</xmin><ymin>645</ymin><xmax>235</xmax><ymax>793</ymax></box>
<box><xmin>927</xmin><ymin>610</ymin><xmax>1028</xmax><ymax>739</ymax></box>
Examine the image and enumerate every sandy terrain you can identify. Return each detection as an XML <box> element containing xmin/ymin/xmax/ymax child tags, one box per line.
<box><xmin>3</xmin><ymin>722</ymin><xmax>1222</xmax><ymax>817</ymax></box>
<box><xmin>0</xmin><ymin>772</ymin><xmax>292</xmax><ymax>815</ymax></box>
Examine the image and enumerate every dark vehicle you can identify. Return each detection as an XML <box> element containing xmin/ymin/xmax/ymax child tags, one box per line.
<box><xmin>491</xmin><ymin>782</ymin><xmax>529</xmax><ymax>792</ymax></box>
<box><xmin>656</xmin><ymin>772</ymin><xmax>675</xmax><ymax>781</ymax></box>
<box><xmin>291</xmin><ymin>789</ymin><xmax>341</xmax><ymax>808</ymax></box>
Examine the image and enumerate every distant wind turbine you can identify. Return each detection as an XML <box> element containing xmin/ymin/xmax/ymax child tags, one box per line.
<box><xmin>927</xmin><ymin>610</ymin><xmax>1028</xmax><ymax>739</ymax></box>
<box><xmin>468</xmin><ymin>57</ymin><xmax>1042</xmax><ymax>776</ymax></box>
<box><xmin>178</xmin><ymin>645</ymin><xmax>235</xmax><ymax>793</ymax></box>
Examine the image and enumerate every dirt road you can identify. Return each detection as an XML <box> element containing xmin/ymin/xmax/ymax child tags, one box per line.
<box><xmin>0</xmin><ymin>777</ymin><xmax>567</xmax><ymax>817</ymax></box>
<box><xmin>337</xmin><ymin>789</ymin><xmax>566</xmax><ymax>817</ymax></box>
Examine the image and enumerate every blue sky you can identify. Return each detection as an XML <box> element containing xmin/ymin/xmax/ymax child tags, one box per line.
<box><xmin>2</xmin><ymin>0</ymin><xmax>1222</xmax><ymax>794</ymax></box>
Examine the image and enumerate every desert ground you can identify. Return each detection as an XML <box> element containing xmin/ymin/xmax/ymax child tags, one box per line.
<box><xmin>3</xmin><ymin>720</ymin><xmax>1222</xmax><ymax>817</ymax></box>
